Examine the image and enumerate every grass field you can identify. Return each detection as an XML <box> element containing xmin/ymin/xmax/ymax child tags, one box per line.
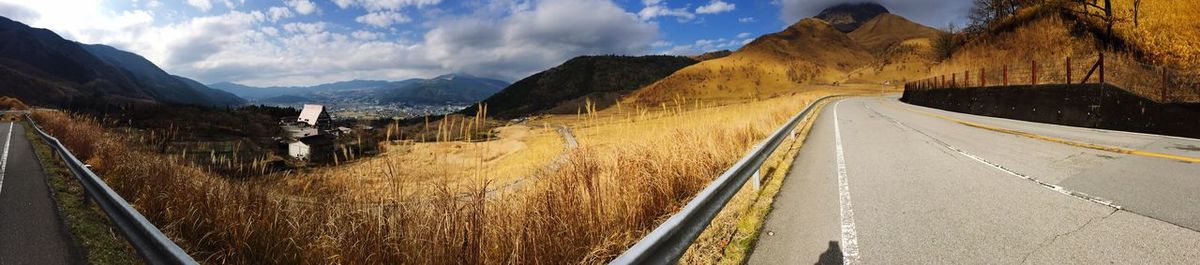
<box><xmin>28</xmin><ymin>83</ymin><xmax>879</xmax><ymax>264</ymax></box>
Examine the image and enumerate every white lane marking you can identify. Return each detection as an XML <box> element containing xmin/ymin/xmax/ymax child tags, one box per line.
<box><xmin>833</xmin><ymin>101</ymin><xmax>862</xmax><ymax>264</ymax></box>
<box><xmin>0</xmin><ymin>122</ymin><xmax>12</xmax><ymax>196</ymax></box>
<box><xmin>867</xmin><ymin>101</ymin><xmax>1121</xmax><ymax>209</ymax></box>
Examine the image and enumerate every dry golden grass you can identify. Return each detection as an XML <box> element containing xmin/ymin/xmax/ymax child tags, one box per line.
<box><xmin>935</xmin><ymin>15</ymin><xmax>1097</xmax><ymax>76</ymax></box>
<box><xmin>28</xmin><ymin>84</ymin><xmax>871</xmax><ymax>264</ymax></box>
<box><xmin>1095</xmin><ymin>0</ymin><xmax>1200</xmax><ymax>73</ymax></box>
<box><xmin>628</xmin><ymin>18</ymin><xmax>874</xmax><ymax>104</ymax></box>
<box><xmin>264</xmin><ymin>124</ymin><xmax>563</xmax><ymax>201</ymax></box>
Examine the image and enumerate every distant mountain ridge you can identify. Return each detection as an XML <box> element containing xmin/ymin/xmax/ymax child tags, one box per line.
<box><xmin>0</xmin><ymin>16</ymin><xmax>243</xmax><ymax>107</ymax></box>
<box><xmin>459</xmin><ymin>55</ymin><xmax>699</xmax><ymax>119</ymax></box>
<box><xmin>211</xmin><ymin>73</ymin><xmax>509</xmax><ymax>106</ymax></box>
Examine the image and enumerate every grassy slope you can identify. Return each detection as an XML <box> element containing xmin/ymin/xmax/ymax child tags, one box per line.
<box><xmin>628</xmin><ymin>18</ymin><xmax>874</xmax><ymax>104</ymax></box>
<box><xmin>845</xmin><ymin>13</ymin><xmax>942</xmax><ymax>84</ymax></box>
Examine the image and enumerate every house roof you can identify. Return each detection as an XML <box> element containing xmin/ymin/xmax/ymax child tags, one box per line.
<box><xmin>297</xmin><ymin>104</ymin><xmax>324</xmax><ymax>126</ymax></box>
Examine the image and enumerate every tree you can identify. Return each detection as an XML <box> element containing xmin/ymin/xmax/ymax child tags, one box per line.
<box><xmin>933</xmin><ymin>23</ymin><xmax>963</xmax><ymax>61</ymax></box>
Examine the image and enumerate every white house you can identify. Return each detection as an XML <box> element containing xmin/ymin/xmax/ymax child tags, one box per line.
<box><xmin>297</xmin><ymin>104</ymin><xmax>331</xmax><ymax>129</ymax></box>
<box><xmin>288</xmin><ymin>140</ymin><xmax>311</xmax><ymax>160</ymax></box>
<box><xmin>288</xmin><ymin>135</ymin><xmax>334</xmax><ymax>161</ymax></box>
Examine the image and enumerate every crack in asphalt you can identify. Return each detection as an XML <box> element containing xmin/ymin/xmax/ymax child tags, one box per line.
<box><xmin>1019</xmin><ymin>209</ymin><xmax>1119</xmax><ymax>264</ymax></box>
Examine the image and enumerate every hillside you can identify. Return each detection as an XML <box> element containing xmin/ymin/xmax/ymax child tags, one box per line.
<box><xmin>843</xmin><ymin>13</ymin><xmax>942</xmax><ymax>83</ymax></box>
<box><xmin>629</xmin><ymin>18</ymin><xmax>874</xmax><ymax>104</ymax></box>
<box><xmin>0</xmin><ymin>16</ymin><xmax>243</xmax><ymax>107</ymax></box>
<box><xmin>461</xmin><ymin>55</ymin><xmax>698</xmax><ymax>119</ymax></box>
<box><xmin>378</xmin><ymin>74</ymin><xmax>508</xmax><ymax>105</ymax></box>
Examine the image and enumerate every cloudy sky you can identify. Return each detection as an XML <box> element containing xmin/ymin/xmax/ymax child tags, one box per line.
<box><xmin>0</xmin><ymin>0</ymin><xmax>969</xmax><ymax>87</ymax></box>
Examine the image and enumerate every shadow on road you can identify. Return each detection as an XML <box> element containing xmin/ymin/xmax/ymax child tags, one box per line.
<box><xmin>816</xmin><ymin>241</ymin><xmax>843</xmax><ymax>265</ymax></box>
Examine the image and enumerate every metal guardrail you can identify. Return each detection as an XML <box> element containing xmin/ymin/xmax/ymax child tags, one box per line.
<box><xmin>609</xmin><ymin>96</ymin><xmax>837</xmax><ymax>265</ymax></box>
<box><xmin>20</xmin><ymin>112</ymin><xmax>197</xmax><ymax>265</ymax></box>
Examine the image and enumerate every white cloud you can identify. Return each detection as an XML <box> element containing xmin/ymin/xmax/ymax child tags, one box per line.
<box><xmin>187</xmin><ymin>0</ymin><xmax>213</xmax><ymax>12</ymax></box>
<box><xmin>0</xmin><ymin>2</ymin><xmax>40</xmax><ymax>22</ymax></box>
<box><xmin>267</xmin><ymin>6</ymin><xmax>292</xmax><ymax>22</ymax></box>
<box><xmin>661</xmin><ymin>37</ymin><xmax>747</xmax><ymax>55</ymax></box>
<box><xmin>638</xmin><ymin>4</ymin><xmax>693</xmax><ymax>21</ymax></box>
<box><xmin>738</xmin><ymin>16</ymin><xmax>755</xmax><ymax>23</ymax></box>
<box><xmin>736</xmin><ymin>32</ymin><xmax>751</xmax><ymax>38</ymax></box>
<box><xmin>261</xmin><ymin>26</ymin><xmax>279</xmax><ymax>36</ymax></box>
<box><xmin>0</xmin><ymin>0</ymin><xmax>660</xmax><ymax>86</ymax></box>
<box><xmin>285</xmin><ymin>0</ymin><xmax>317</xmax><ymax>15</ymax></box>
<box><xmin>351</xmin><ymin>30</ymin><xmax>383</xmax><ymax>40</ymax></box>
<box><xmin>355</xmin><ymin>11</ymin><xmax>410</xmax><ymax>27</ymax></box>
<box><xmin>424</xmin><ymin>0</ymin><xmax>658</xmax><ymax>79</ymax></box>
<box><xmin>333</xmin><ymin>0</ymin><xmax>442</xmax><ymax>11</ymax></box>
<box><xmin>695</xmin><ymin>0</ymin><xmax>734</xmax><ymax>14</ymax></box>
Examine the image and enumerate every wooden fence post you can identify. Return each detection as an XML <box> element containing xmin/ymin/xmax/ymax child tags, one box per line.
<box><xmin>1162</xmin><ymin>67</ymin><xmax>1169</xmax><ymax>102</ymax></box>
<box><xmin>1031</xmin><ymin>60</ymin><xmax>1038</xmax><ymax>86</ymax></box>
<box><xmin>981</xmin><ymin>67</ymin><xmax>986</xmax><ymax>87</ymax></box>
<box><xmin>965</xmin><ymin>70</ymin><xmax>971</xmax><ymax>87</ymax></box>
<box><xmin>1004</xmin><ymin>65</ymin><xmax>1009</xmax><ymax>86</ymax></box>
<box><xmin>1099</xmin><ymin>52</ymin><xmax>1105</xmax><ymax>84</ymax></box>
<box><xmin>952</xmin><ymin>73</ymin><xmax>956</xmax><ymax>88</ymax></box>
<box><xmin>1066</xmin><ymin>57</ymin><xmax>1072</xmax><ymax>84</ymax></box>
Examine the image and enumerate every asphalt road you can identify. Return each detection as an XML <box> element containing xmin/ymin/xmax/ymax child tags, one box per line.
<box><xmin>750</xmin><ymin>97</ymin><xmax>1200</xmax><ymax>264</ymax></box>
<box><xmin>0</xmin><ymin>122</ymin><xmax>83</xmax><ymax>264</ymax></box>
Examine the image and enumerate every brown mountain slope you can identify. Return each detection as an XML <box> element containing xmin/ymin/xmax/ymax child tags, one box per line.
<box><xmin>843</xmin><ymin>13</ymin><xmax>942</xmax><ymax>83</ymax></box>
<box><xmin>848</xmin><ymin>13</ymin><xmax>940</xmax><ymax>54</ymax></box>
<box><xmin>628</xmin><ymin>18</ymin><xmax>873</xmax><ymax>104</ymax></box>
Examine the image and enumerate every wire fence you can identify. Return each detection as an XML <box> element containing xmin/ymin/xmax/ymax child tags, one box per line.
<box><xmin>905</xmin><ymin>53</ymin><xmax>1200</xmax><ymax>103</ymax></box>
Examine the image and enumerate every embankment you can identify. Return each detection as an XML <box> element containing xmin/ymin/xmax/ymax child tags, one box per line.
<box><xmin>901</xmin><ymin>84</ymin><xmax>1200</xmax><ymax>139</ymax></box>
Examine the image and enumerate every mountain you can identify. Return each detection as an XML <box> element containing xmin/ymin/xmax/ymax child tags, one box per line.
<box><xmin>630</xmin><ymin>18</ymin><xmax>874</xmax><ymax>104</ymax></box>
<box><xmin>460</xmin><ymin>55</ymin><xmax>699</xmax><ymax>119</ymax></box>
<box><xmin>691</xmin><ymin>50</ymin><xmax>732</xmax><ymax>61</ymax></box>
<box><xmin>173</xmin><ymin>75</ymin><xmax>246</xmax><ymax>107</ymax></box>
<box><xmin>0</xmin><ymin>16</ymin><xmax>243</xmax><ymax>107</ymax></box>
<box><xmin>848</xmin><ymin>13</ymin><xmax>940</xmax><ymax>54</ymax></box>
<box><xmin>815</xmin><ymin>2</ymin><xmax>891</xmax><ymax>33</ymax></box>
<box><xmin>843</xmin><ymin>13</ymin><xmax>942</xmax><ymax>82</ymax></box>
<box><xmin>212</xmin><ymin>74</ymin><xmax>509</xmax><ymax>106</ymax></box>
<box><xmin>379</xmin><ymin>74</ymin><xmax>508</xmax><ymax>105</ymax></box>
<box><xmin>83</xmin><ymin>44</ymin><xmax>245</xmax><ymax>106</ymax></box>
<box><xmin>210</xmin><ymin>80</ymin><xmax>395</xmax><ymax>100</ymax></box>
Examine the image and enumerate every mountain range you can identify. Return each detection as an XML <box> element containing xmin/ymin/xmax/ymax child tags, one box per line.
<box><xmin>210</xmin><ymin>73</ymin><xmax>509</xmax><ymax>106</ymax></box>
<box><xmin>0</xmin><ymin>16</ymin><xmax>243</xmax><ymax>107</ymax></box>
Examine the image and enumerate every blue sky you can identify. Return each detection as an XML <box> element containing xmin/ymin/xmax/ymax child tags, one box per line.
<box><xmin>0</xmin><ymin>0</ymin><xmax>970</xmax><ymax>86</ymax></box>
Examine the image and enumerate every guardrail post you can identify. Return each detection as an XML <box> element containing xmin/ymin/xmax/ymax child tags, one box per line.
<box><xmin>752</xmin><ymin>169</ymin><xmax>761</xmax><ymax>191</ymax></box>
<box><xmin>82</xmin><ymin>165</ymin><xmax>94</xmax><ymax>206</ymax></box>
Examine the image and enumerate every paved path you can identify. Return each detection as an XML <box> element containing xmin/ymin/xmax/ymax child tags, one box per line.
<box><xmin>750</xmin><ymin>97</ymin><xmax>1200</xmax><ymax>264</ymax></box>
<box><xmin>0</xmin><ymin>122</ymin><xmax>83</xmax><ymax>265</ymax></box>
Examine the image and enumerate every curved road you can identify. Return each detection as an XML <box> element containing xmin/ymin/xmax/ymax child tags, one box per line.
<box><xmin>0</xmin><ymin>122</ymin><xmax>83</xmax><ymax>264</ymax></box>
<box><xmin>751</xmin><ymin>97</ymin><xmax>1200</xmax><ymax>264</ymax></box>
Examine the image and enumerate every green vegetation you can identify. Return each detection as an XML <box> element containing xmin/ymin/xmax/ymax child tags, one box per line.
<box><xmin>20</xmin><ymin>121</ymin><xmax>141</xmax><ymax>265</ymax></box>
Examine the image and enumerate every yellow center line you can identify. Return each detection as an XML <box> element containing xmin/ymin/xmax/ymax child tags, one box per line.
<box><xmin>882</xmin><ymin>100</ymin><xmax>1200</xmax><ymax>164</ymax></box>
